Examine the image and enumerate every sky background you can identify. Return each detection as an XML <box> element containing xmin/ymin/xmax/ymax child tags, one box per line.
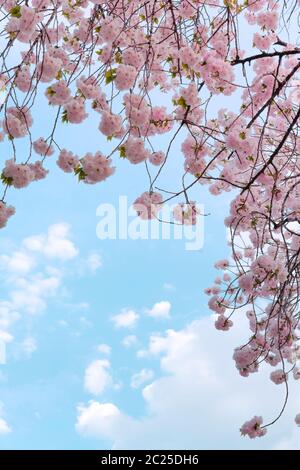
<box><xmin>1</xmin><ymin>57</ymin><xmax>300</xmax><ymax>450</ymax></box>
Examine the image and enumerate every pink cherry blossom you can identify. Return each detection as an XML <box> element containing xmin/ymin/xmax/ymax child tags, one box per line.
<box><xmin>0</xmin><ymin>201</ymin><xmax>15</xmax><ymax>228</ymax></box>
<box><xmin>99</xmin><ymin>111</ymin><xmax>123</xmax><ymax>137</ymax></box>
<box><xmin>115</xmin><ymin>65</ymin><xmax>136</xmax><ymax>90</ymax></box>
<box><xmin>124</xmin><ymin>137</ymin><xmax>150</xmax><ymax>165</ymax></box>
<box><xmin>33</xmin><ymin>137</ymin><xmax>54</xmax><ymax>157</ymax></box>
<box><xmin>133</xmin><ymin>192</ymin><xmax>163</xmax><ymax>220</ymax></box>
<box><xmin>215</xmin><ymin>315</ymin><xmax>233</xmax><ymax>331</ymax></box>
<box><xmin>2</xmin><ymin>159</ymin><xmax>35</xmax><ymax>188</ymax></box>
<box><xmin>173</xmin><ymin>202</ymin><xmax>198</xmax><ymax>225</ymax></box>
<box><xmin>270</xmin><ymin>369</ymin><xmax>287</xmax><ymax>385</ymax></box>
<box><xmin>240</xmin><ymin>416</ymin><xmax>267</xmax><ymax>439</ymax></box>
<box><xmin>64</xmin><ymin>98</ymin><xmax>88</xmax><ymax>124</ymax></box>
<box><xmin>81</xmin><ymin>152</ymin><xmax>115</xmax><ymax>184</ymax></box>
<box><xmin>46</xmin><ymin>81</ymin><xmax>71</xmax><ymax>106</ymax></box>
<box><xmin>57</xmin><ymin>149</ymin><xmax>79</xmax><ymax>173</ymax></box>
<box><xmin>149</xmin><ymin>151</ymin><xmax>165</xmax><ymax>166</ymax></box>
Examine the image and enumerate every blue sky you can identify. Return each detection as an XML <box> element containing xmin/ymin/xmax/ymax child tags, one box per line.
<box><xmin>1</xmin><ymin>83</ymin><xmax>300</xmax><ymax>450</ymax></box>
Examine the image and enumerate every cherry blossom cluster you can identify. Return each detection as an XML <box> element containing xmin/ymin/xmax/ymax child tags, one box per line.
<box><xmin>1</xmin><ymin>0</ymin><xmax>300</xmax><ymax>436</ymax></box>
<box><xmin>57</xmin><ymin>150</ymin><xmax>115</xmax><ymax>183</ymax></box>
<box><xmin>240</xmin><ymin>416</ymin><xmax>267</xmax><ymax>439</ymax></box>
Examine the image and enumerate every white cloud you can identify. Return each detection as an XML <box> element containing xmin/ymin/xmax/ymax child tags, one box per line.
<box><xmin>0</xmin><ymin>222</ymin><xmax>81</xmax><ymax>358</ymax></box>
<box><xmin>65</xmin><ymin>302</ymin><xmax>90</xmax><ymax>312</ymax></box>
<box><xmin>0</xmin><ymin>251</ymin><xmax>35</xmax><ymax>275</ymax></box>
<box><xmin>0</xmin><ymin>302</ymin><xmax>20</xmax><ymax>331</ymax></box>
<box><xmin>137</xmin><ymin>332</ymin><xmax>169</xmax><ymax>358</ymax></box>
<box><xmin>76</xmin><ymin>402</ymin><xmax>130</xmax><ymax>440</ymax></box>
<box><xmin>122</xmin><ymin>335</ymin><xmax>137</xmax><ymax>348</ymax></box>
<box><xmin>79</xmin><ymin>316</ymin><xmax>93</xmax><ymax>328</ymax></box>
<box><xmin>0</xmin><ymin>404</ymin><xmax>11</xmax><ymax>435</ymax></box>
<box><xmin>10</xmin><ymin>274</ymin><xmax>61</xmax><ymax>315</ymax></box>
<box><xmin>76</xmin><ymin>315</ymin><xmax>300</xmax><ymax>449</ymax></box>
<box><xmin>0</xmin><ymin>418</ymin><xmax>11</xmax><ymax>435</ymax></box>
<box><xmin>0</xmin><ymin>372</ymin><xmax>6</xmax><ymax>383</ymax></box>
<box><xmin>86</xmin><ymin>253</ymin><xmax>102</xmax><ymax>273</ymax></box>
<box><xmin>21</xmin><ymin>337</ymin><xmax>37</xmax><ymax>357</ymax></box>
<box><xmin>96</xmin><ymin>344</ymin><xmax>111</xmax><ymax>355</ymax></box>
<box><xmin>111</xmin><ymin>309</ymin><xmax>139</xmax><ymax>329</ymax></box>
<box><xmin>84</xmin><ymin>359</ymin><xmax>112</xmax><ymax>396</ymax></box>
<box><xmin>0</xmin><ymin>331</ymin><xmax>13</xmax><ymax>344</ymax></box>
<box><xmin>146</xmin><ymin>301</ymin><xmax>171</xmax><ymax>319</ymax></box>
<box><xmin>23</xmin><ymin>223</ymin><xmax>78</xmax><ymax>260</ymax></box>
<box><xmin>163</xmin><ymin>283</ymin><xmax>175</xmax><ymax>292</ymax></box>
<box><xmin>131</xmin><ymin>369</ymin><xmax>154</xmax><ymax>389</ymax></box>
<box><xmin>0</xmin><ymin>222</ymin><xmax>89</xmax><ymax>378</ymax></box>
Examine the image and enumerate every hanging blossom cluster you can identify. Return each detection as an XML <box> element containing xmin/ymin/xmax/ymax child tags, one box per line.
<box><xmin>1</xmin><ymin>0</ymin><xmax>300</xmax><ymax>437</ymax></box>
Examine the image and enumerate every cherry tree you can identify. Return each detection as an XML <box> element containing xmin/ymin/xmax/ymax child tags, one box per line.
<box><xmin>1</xmin><ymin>0</ymin><xmax>300</xmax><ymax>439</ymax></box>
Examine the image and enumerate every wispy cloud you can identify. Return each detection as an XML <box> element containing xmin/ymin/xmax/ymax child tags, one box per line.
<box><xmin>163</xmin><ymin>283</ymin><xmax>176</xmax><ymax>292</ymax></box>
<box><xmin>111</xmin><ymin>309</ymin><xmax>139</xmax><ymax>329</ymax></box>
<box><xmin>23</xmin><ymin>223</ymin><xmax>78</xmax><ymax>260</ymax></box>
<box><xmin>122</xmin><ymin>335</ymin><xmax>138</xmax><ymax>348</ymax></box>
<box><xmin>86</xmin><ymin>253</ymin><xmax>102</xmax><ymax>273</ymax></box>
<box><xmin>146</xmin><ymin>301</ymin><xmax>171</xmax><ymax>320</ymax></box>
<box><xmin>0</xmin><ymin>251</ymin><xmax>35</xmax><ymax>275</ymax></box>
<box><xmin>10</xmin><ymin>274</ymin><xmax>61</xmax><ymax>315</ymax></box>
<box><xmin>0</xmin><ymin>223</ymin><xmax>80</xmax><ymax>358</ymax></box>
<box><xmin>21</xmin><ymin>337</ymin><xmax>37</xmax><ymax>358</ymax></box>
<box><xmin>96</xmin><ymin>344</ymin><xmax>111</xmax><ymax>355</ymax></box>
<box><xmin>84</xmin><ymin>359</ymin><xmax>112</xmax><ymax>396</ymax></box>
<box><xmin>130</xmin><ymin>369</ymin><xmax>154</xmax><ymax>389</ymax></box>
<box><xmin>0</xmin><ymin>404</ymin><xmax>11</xmax><ymax>436</ymax></box>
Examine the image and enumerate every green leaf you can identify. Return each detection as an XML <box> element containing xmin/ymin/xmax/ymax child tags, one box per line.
<box><xmin>46</xmin><ymin>86</ymin><xmax>55</xmax><ymax>97</ymax></box>
<box><xmin>74</xmin><ymin>166</ymin><xmax>86</xmax><ymax>181</ymax></box>
<box><xmin>1</xmin><ymin>172</ymin><xmax>13</xmax><ymax>186</ymax></box>
<box><xmin>105</xmin><ymin>68</ymin><xmax>117</xmax><ymax>85</ymax></box>
<box><xmin>61</xmin><ymin>109</ymin><xmax>69</xmax><ymax>123</ymax></box>
<box><xmin>115</xmin><ymin>51</ymin><xmax>122</xmax><ymax>64</ymax></box>
<box><xmin>119</xmin><ymin>146</ymin><xmax>126</xmax><ymax>158</ymax></box>
<box><xmin>10</xmin><ymin>5</ymin><xmax>21</xmax><ymax>18</ymax></box>
<box><xmin>177</xmin><ymin>96</ymin><xmax>187</xmax><ymax>108</ymax></box>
